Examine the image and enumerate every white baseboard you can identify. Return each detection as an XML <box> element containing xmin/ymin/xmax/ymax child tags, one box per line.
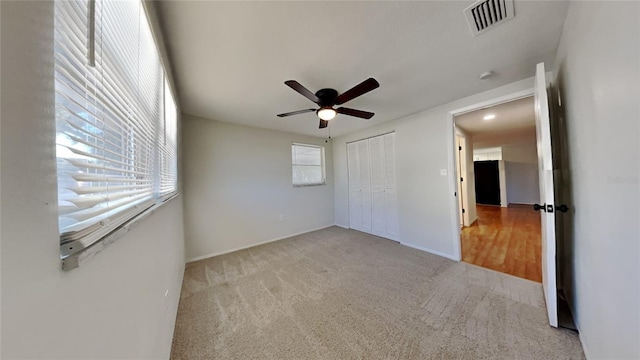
<box><xmin>401</xmin><ymin>242</ymin><xmax>460</xmax><ymax>261</ymax></box>
<box><xmin>186</xmin><ymin>224</ymin><xmax>336</xmax><ymax>263</ymax></box>
<box><xmin>187</xmin><ymin>225</ymin><xmax>461</xmax><ymax>264</ymax></box>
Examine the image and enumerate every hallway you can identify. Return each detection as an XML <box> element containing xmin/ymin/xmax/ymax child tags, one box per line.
<box><xmin>461</xmin><ymin>205</ymin><xmax>542</xmax><ymax>282</ymax></box>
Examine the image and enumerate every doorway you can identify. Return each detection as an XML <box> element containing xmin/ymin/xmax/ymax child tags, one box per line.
<box><xmin>453</xmin><ymin>96</ymin><xmax>543</xmax><ymax>282</ymax></box>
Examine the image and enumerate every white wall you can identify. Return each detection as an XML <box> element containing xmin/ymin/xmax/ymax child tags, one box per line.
<box><xmin>502</xmin><ymin>141</ymin><xmax>540</xmax><ymax>205</ymax></box>
<box><xmin>334</xmin><ymin>78</ymin><xmax>535</xmax><ymax>259</ymax></box>
<box><xmin>504</xmin><ymin>161</ymin><xmax>540</xmax><ymax>205</ymax></box>
<box><xmin>182</xmin><ymin>115</ymin><xmax>335</xmax><ymax>261</ymax></box>
<box><xmin>553</xmin><ymin>1</ymin><xmax>639</xmax><ymax>358</ymax></box>
<box><xmin>473</xmin><ymin>126</ymin><xmax>537</xmax><ymax>149</ymax></box>
<box><xmin>502</xmin><ymin>141</ymin><xmax>538</xmax><ymax>163</ymax></box>
<box><xmin>0</xmin><ymin>2</ymin><xmax>186</xmax><ymax>359</ymax></box>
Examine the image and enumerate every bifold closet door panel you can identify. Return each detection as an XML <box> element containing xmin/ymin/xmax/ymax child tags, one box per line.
<box><xmin>358</xmin><ymin>140</ymin><xmax>372</xmax><ymax>234</ymax></box>
<box><xmin>347</xmin><ymin>142</ymin><xmax>362</xmax><ymax>231</ymax></box>
<box><xmin>369</xmin><ymin>136</ymin><xmax>385</xmax><ymax>191</ymax></box>
<box><xmin>349</xmin><ymin>190</ymin><xmax>363</xmax><ymax>231</ymax></box>
<box><xmin>370</xmin><ymin>135</ymin><xmax>386</xmax><ymax>237</ymax></box>
<box><xmin>348</xmin><ymin>133</ymin><xmax>398</xmax><ymax>239</ymax></box>
<box><xmin>347</xmin><ymin>142</ymin><xmax>360</xmax><ymax>191</ymax></box>
<box><xmin>361</xmin><ymin>191</ymin><xmax>372</xmax><ymax>234</ymax></box>
<box><xmin>372</xmin><ymin>192</ymin><xmax>386</xmax><ymax>236</ymax></box>
<box><xmin>384</xmin><ymin>133</ymin><xmax>397</xmax><ymax>190</ymax></box>
<box><xmin>383</xmin><ymin>133</ymin><xmax>399</xmax><ymax>239</ymax></box>
<box><xmin>385</xmin><ymin>188</ymin><xmax>400</xmax><ymax>239</ymax></box>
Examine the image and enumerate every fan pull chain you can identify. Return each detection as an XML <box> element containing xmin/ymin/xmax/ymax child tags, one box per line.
<box><xmin>326</xmin><ymin>123</ymin><xmax>331</xmax><ymax>143</ymax></box>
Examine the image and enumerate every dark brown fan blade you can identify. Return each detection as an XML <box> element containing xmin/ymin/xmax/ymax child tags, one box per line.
<box><xmin>319</xmin><ymin>119</ymin><xmax>328</xmax><ymax>129</ymax></box>
<box><xmin>336</xmin><ymin>107</ymin><xmax>374</xmax><ymax>119</ymax></box>
<box><xmin>284</xmin><ymin>80</ymin><xmax>320</xmax><ymax>104</ymax></box>
<box><xmin>335</xmin><ymin>78</ymin><xmax>379</xmax><ymax>105</ymax></box>
<box><xmin>277</xmin><ymin>109</ymin><xmax>316</xmax><ymax>117</ymax></box>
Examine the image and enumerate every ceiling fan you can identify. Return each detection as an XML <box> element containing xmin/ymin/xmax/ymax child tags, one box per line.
<box><xmin>277</xmin><ymin>78</ymin><xmax>380</xmax><ymax>129</ymax></box>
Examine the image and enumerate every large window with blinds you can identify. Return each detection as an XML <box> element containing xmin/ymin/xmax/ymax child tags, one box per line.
<box><xmin>55</xmin><ymin>0</ymin><xmax>178</xmax><ymax>267</ymax></box>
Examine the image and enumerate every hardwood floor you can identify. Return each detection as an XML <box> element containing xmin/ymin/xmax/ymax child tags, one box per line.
<box><xmin>461</xmin><ymin>205</ymin><xmax>542</xmax><ymax>282</ymax></box>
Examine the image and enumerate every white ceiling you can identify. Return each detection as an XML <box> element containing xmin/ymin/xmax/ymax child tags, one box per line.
<box><xmin>455</xmin><ymin>96</ymin><xmax>534</xmax><ymax>134</ymax></box>
<box><xmin>455</xmin><ymin>96</ymin><xmax>536</xmax><ymax>148</ymax></box>
<box><xmin>157</xmin><ymin>0</ymin><xmax>568</xmax><ymax>138</ymax></box>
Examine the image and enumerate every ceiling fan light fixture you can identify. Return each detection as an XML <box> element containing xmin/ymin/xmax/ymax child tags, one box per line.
<box><xmin>278</xmin><ymin>78</ymin><xmax>379</xmax><ymax>128</ymax></box>
<box><xmin>317</xmin><ymin>107</ymin><xmax>337</xmax><ymax>121</ymax></box>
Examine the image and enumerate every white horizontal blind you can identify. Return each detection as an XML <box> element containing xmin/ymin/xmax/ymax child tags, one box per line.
<box><xmin>160</xmin><ymin>79</ymin><xmax>178</xmax><ymax>199</ymax></box>
<box><xmin>292</xmin><ymin>144</ymin><xmax>325</xmax><ymax>186</ymax></box>
<box><xmin>54</xmin><ymin>0</ymin><xmax>177</xmax><ymax>251</ymax></box>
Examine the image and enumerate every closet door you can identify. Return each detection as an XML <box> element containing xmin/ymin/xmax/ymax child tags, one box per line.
<box><xmin>384</xmin><ymin>133</ymin><xmax>400</xmax><ymax>239</ymax></box>
<box><xmin>358</xmin><ymin>140</ymin><xmax>372</xmax><ymax>234</ymax></box>
<box><xmin>370</xmin><ymin>135</ymin><xmax>387</xmax><ymax>237</ymax></box>
<box><xmin>347</xmin><ymin>142</ymin><xmax>362</xmax><ymax>231</ymax></box>
<box><xmin>348</xmin><ymin>134</ymin><xmax>397</xmax><ymax>239</ymax></box>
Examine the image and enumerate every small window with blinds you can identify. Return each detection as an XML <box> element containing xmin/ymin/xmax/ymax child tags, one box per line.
<box><xmin>55</xmin><ymin>0</ymin><xmax>178</xmax><ymax>268</ymax></box>
<box><xmin>292</xmin><ymin>144</ymin><xmax>326</xmax><ymax>186</ymax></box>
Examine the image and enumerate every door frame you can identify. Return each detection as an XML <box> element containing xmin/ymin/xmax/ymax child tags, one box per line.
<box><xmin>446</xmin><ymin>88</ymin><xmax>534</xmax><ymax>261</ymax></box>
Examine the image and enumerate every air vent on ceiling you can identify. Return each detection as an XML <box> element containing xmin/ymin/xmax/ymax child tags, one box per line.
<box><xmin>464</xmin><ymin>0</ymin><xmax>515</xmax><ymax>37</ymax></box>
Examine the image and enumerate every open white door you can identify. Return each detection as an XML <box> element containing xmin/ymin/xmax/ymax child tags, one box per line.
<box><xmin>534</xmin><ymin>62</ymin><xmax>558</xmax><ymax>327</ymax></box>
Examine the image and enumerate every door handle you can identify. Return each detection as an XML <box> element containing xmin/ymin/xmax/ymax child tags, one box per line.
<box><xmin>555</xmin><ymin>204</ymin><xmax>569</xmax><ymax>213</ymax></box>
<box><xmin>533</xmin><ymin>204</ymin><xmax>556</xmax><ymax>213</ymax></box>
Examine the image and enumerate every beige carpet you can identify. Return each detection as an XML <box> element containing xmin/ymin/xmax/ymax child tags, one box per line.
<box><xmin>171</xmin><ymin>226</ymin><xmax>584</xmax><ymax>359</ymax></box>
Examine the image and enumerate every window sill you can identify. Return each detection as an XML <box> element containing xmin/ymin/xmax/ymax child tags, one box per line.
<box><xmin>60</xmin><ymin>193</ymin><xmax>180</xmax><ymax>271</ymax></box>
<box><xmin>293</xmin><ymin>183</ymin><xmax>326</xmax><ymax>188</ymax></box>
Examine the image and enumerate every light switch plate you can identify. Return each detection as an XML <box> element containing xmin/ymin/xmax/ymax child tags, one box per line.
<box><xmin>440</xmin><ymin>169</ymin><xmax>447</xmax><ymax>176</ymax></box>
